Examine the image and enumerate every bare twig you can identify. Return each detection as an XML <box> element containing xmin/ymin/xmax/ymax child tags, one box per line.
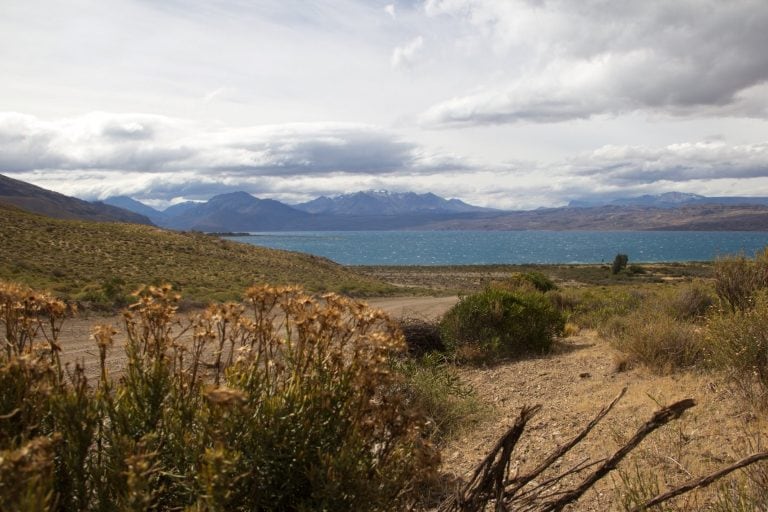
<box><xmin>506</xmin><ymin>387</ymin><xmax>627</xmax><ymax>498</ymax></box>
<box><xmin>630</xmin><ymin>450</ymin><xmax>768</xmax><ymax>511</ymax></box>
<box><xmin>539</xmin><ymin>398</ymin><xmax>697</xmax><ymax>512</ymax></box>
<box><xmin>438</xmin><ymin>405</ymin><xmax>541</xmax><ymax>512</ymax></box>
<box><xmin>0</xmin><ymin>408</ymin><xmax>21</xmax><ymax>420</ymax></box>
<box><xmin>511</xmin><ymin>458</ymin><xmax>603</xmax><ymax>506</ymax></box>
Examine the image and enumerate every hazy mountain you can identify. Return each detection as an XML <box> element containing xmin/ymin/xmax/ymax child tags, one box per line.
<box><xmin>163</xmin><ymin>191</ymin><xmax>312</xmax><ymax>231</ymax></box>
<box><xmin>568</xmin><ymin>192</ymin><xmax>768</xmax><ymax>208</ymax></box>
<box><xmin>420</xmin><ymin>204</ymin><xmax>768</xmax><ymax>231</ymax></box>
<box><xmin>162</xmin><ymin>201</ymin><xmax>203</xmax><ymax>217</ymax></box>
<box><xmin>0</xmin><ymin>174</ymin><xmax>153</xmax><ymax>225</ymax></box>
<box><xmin>87</xmin><ymin>189</ymin><xmax>768</xmax><ymax>232</ymax></box>
<box><xmin>294</xmin><ymin>190</ymin><xmax>494</xmax><ymax>215</ymax></box>
<box><xmin>103</xmin><ymin>196</ymin><xmax>166</xmax><ymax>224</ymax></box>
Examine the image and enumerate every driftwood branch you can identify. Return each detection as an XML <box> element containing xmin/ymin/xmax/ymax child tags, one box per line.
<box><xmin>630</xmin><ymin>450</ymin><xmax>768</xmax><ymax>511</ymax></box>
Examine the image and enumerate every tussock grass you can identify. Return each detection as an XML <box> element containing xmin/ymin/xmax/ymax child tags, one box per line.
<box><xmin>0</xmin><ymin>205</ymin><xmax>397</xmax><ymax>306</ymax></box>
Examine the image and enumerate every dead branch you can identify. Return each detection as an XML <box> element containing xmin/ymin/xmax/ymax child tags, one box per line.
<box><xmin>438</xmin><ymin>405</ymin><xmax>541</xmax><ymax>512</ymax></box>
<box><xmin>539</xmin><ymin>398</ymin><xmax>697</xmax><ymax>512</ymax></box>
<box><xmin>630</xmin><ymin>450</ymin><xmax>768</xmax><ymax>511</ymax></box>
<box><xmin>505</xmin><ymin>387</ymin><xmax>627</xmax><ymax>498</ymax></box>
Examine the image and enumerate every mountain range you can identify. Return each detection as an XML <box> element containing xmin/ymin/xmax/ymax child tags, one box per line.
<box><xmin>4</xmin><ymin>172</ymin><xmax>768</xmax><ymax>231</ymax></box>
<box><xmin>103</xmin><ymin>190</ymin><xmax>499</xmax><ymax>231</ymax></box>
<box><xmin>568</xmin><ymin>192</ymin><xmax>768</xmax><ymax>208</ymax></box>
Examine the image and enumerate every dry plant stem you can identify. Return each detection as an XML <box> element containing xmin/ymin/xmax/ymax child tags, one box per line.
<box><xmin>512</xmin><ymin>458</ymin><xmax>603</xmax><ymax>507</ymax></box>
<box><xmin>439</xmin><ymin>405</ymin><xmax>542</xmax><ymax>512</ymax></box>
<box><xmin>506</xmin><ymin>387</ymin><xmax>627</xmax><ymax>497</ymax></box>
<box><xmin>630</xmin><ymin>450</ymin><xmax>768</xmax><ymax>512</ymax></box>
<box><xmin>539</xmin><ymin>397</ymin><xmax>697</xmax><ymax>512</ymax></box>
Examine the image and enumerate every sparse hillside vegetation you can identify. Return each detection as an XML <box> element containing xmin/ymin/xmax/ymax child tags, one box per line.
<box><xmin>0</xmin><ymin>205</ymin><xmax>397</xmax><ymax>306</ymax></box>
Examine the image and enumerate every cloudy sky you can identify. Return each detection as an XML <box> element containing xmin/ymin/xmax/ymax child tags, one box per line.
<box><xmin>2</xmin><ymin>0</ymin><xmax>768</xmax><ymax>209</ymax></box>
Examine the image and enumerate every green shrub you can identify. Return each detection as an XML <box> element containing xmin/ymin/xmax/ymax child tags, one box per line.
<box><xmin>439</xmin><ymin>288</ymin><xmax>564</xmax><ymax>361</ymax></box>
<box><xmin>393</xmin><ymin>353</ymin><xmax>485</xmax><ymax>442</ymax></box>
<box><xmin>504</xmin><ymin>271</ymin><xmax>557</xmax><ymax>292</ymax></box>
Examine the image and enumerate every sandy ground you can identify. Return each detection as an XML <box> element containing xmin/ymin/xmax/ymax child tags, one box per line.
<box><xmin>440</xmin><ymin>332</ymin><xmax>767</xmax><ymax>510</ymax></box>
<box><xmin>55</xmin><ymin>296</ymin><xmax>766</xmax><ymax>510</ymax></box>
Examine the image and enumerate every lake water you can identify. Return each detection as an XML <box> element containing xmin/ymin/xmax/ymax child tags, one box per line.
<box><xmin>226</xmin><ymin>231</ymin><xmax>768</xmax><ymax>266</ymax></box>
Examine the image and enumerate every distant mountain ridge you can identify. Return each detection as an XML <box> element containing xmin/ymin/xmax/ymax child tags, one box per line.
<box><xmin>0</xmin><ymin>174</ymin><xmax>153</xmax><ymax>225</ymax></box>
<box><xmin>294</xmin><ymin>190</ymin><xmax>495</xmax><ymax>215</ymax></box>
<box><xmin>99</xmin><ymin>189</ymin><xmax>768</xmax><ymax>232</ymax></box>
<box><xmin>569</xmin><ymin>192</ymin><xmax>768</xmax><ymax>208</ymax></box>
<box><xmin>102</xmin><ymin>189</ymin><xmax>499</xmax><ymax>231</ymax></box>
<box><xmin>161</xmin><ymin>192</ymin><xmax>312</xmax><ymax>231</ymax></box>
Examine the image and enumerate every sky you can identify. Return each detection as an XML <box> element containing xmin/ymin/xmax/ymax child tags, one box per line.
<box><xmin>2</xmin><ymin>0</ymin><xmax>768</xmax><ymax>210</ymax></box>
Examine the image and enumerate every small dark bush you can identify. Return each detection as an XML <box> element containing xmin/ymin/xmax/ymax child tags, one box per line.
<box><xmin>513</xmin><ymin>271</ymin><xmax>557</xmax><ymax>292</ymax></box>
<box><xmin>612</xmin><ymin>254</ymin><xmax>629</xmax><ymax>274</ymax></box>
<box><xmin>398</xmin><ymin>317</ymin><xmax>445</xmax><ymax>356</ymax></box>
<box><xmin>439</xmin><ymin>288</ymin><xmax>564</xmax><ymax>361</ymax></box>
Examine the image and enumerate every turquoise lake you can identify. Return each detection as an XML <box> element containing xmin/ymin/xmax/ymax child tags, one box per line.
<box><xmin>226</xmin><ymin>231</ymin><xmax>768</xmax><ymax>266</ymax></box>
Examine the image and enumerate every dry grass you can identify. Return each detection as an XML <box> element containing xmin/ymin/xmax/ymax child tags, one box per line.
<box><xmin>0</xmin><ymin>204</ymin><xmax>398</xmax><ymax>306</ymax></box>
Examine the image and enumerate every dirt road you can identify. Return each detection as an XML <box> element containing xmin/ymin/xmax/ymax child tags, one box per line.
<box><xmin>57</xmin><ymin>295</ymin><xmax>458</xmax><ymax>378</ymax></box>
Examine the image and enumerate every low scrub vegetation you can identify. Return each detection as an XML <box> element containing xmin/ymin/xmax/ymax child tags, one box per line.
<box><xmin>439</xmin><ymin>287</ymin><xmax>564</xmax><ymax>361</ymax></box>
<box><xmin>394</xmin><ymin>353</ymin><xmax>486</xmax><ymax>442</ymax></box>
<box><xmin>601</xmin><ymin>306</ymin><xmax>702</xmax><ymax>372</ymax></box>
<box><xmin>0</xmin><ymin>281</ymin><xmax>439</xmax><ymax>511</ymax></box>
<box><xmin>0</xmin><ymin>205</ymin><xmax>397</xmax><ymax>307</ymax></box>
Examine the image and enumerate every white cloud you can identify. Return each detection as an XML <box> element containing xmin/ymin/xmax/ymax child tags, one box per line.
<box><xmin>391</xmin><ymin>36</ymin><xmax>424</xmax><ymax>70</ymax></box>
<box><xmin>569</xmin><ymin>141</ymin><xmax>768</xmax><ymax>184</ymax></box>
<box><xmin>4</xmin><ymin>112</ymin><xmax>768</xmax><ymax>210</ymax></box>
<box><xmin>2</xmin><ymin>2</ymin><xmax>768</xmax><ymax>209</ymax></box>
<box><xmin>421</xmin><ymin>0</ymin><xmax>768</xmax><ymax>125</ymax></box>
<box><xmin>0</xmin><ymin>112</ymin><xmax>471</xmax><ymax>203</ymax></box>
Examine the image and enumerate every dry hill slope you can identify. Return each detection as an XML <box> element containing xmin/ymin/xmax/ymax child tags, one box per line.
<box><xmin>0</xmin><ymin>173</ymin><xmax>153</xmax><ymax>224</ymax></box>
<box><xmin>0</xmin><ymin>204</ymin><xmax>395</xmax><ymax>302</ymax></box>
